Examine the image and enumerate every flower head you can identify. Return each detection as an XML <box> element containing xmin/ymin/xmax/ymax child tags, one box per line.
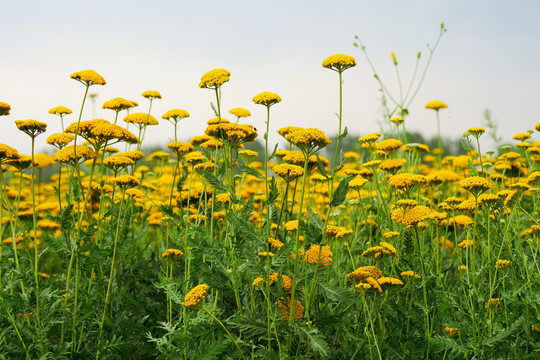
<box><xmin>229</xmin><ymin>107</ymin><xmax>251</xmax><ymax>119</ymax></box>
<box><xmin>199</xmin><ymin>68</ymin><xmax>231</xmax><ymax>88</ymax></box>
<box><xmin>425</xmin><ymin>100</ymin><xmax>448</xmax><ymax>111</ymax></box>
<box><xmin>0</xmin><ymin>102</ymin><xmax>11</xmax><ymax>116</ymax></box>
<box><xmin>162</xmin><ymin>249</ymin><xmax>184</xmax><ymax>263</ymax></box>
<box><xmin>15</xmin><ymin>120</ymin><xmax>47</xmax><ymax>138</ymax></box>
<box><xmin>102</xmin><ymin>98</ymin><xmax>136</xmax><ymax>112</ymax></box>
<box><xmin>70</xmin><ymin>70</ymin><xmax>106</xmax><ymax>86</ymax></box>
<box><xmin>141</xmin><ymin>90</ymin><xmax>162</xmax><ymax>100</ymax></box>
<box><xmin>182</xmin><ymin>284</ymin><xmax>209</xmax><ymax>309</ymax></box>
<box><xmin>252</xmin><ymin>91</ymin><xmax>282</xmax><ymax>107</ymax></box>
<box><xmin>162</xmin><ymin>109</ymin><xmax>190</xmax><ymax>121</ymax></box>
<box><xmin>48</xmin><ymin>106</ymin><xmax>72</xmax><ymax>116</ymax></box>
<box><xmin>272</xmin><ymin>163</ymin><xmax>304</xmax><ymax>182</ymax></box>
<box><xmin>322</xmin><ymin>54</ymin><xmax>357</xmax><ymax>72</ymax></box>
<box><xmin>123</xmin><ymin>112</ymin><xmax>159</xmax><ymax>126</ymax></box>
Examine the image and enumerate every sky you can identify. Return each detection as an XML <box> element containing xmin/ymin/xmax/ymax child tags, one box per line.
<box><xmin>1</xmin><ymin>0</ymin><xmax>539</xmax><ymax>155</ymax></box>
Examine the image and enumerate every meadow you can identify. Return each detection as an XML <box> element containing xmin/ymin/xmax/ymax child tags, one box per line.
<box><xmin>0</xmin><ymin>42</ymin><xmax>539</xmax><ymax>359</ymax></box>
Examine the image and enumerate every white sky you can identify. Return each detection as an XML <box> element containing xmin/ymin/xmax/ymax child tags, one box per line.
<box><xmin>1</xmin><ymin>0</ymin><xmax>539</xmax><ymax>154</ymax></box>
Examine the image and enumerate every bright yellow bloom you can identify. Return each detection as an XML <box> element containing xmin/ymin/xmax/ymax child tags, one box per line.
<box><xmin>286</xmin><ymin>127</ymin><xmax>331</xmax><ymax>153</ymax></box>
<box><xmin>161</xmin><ymin>249</ymin><xmax>184</xmax><ymax>262</ymax></box>
<box><xmin>512</xmin><ymin>132</ymin><xmax>531</xmax><ymax>141</ymax></box>
<box><xmin>116</xmin><ymin>150</ymin><xmax>145</xmax><ymax>161</ymax></box>
<box><xmin>199</xmin><ymin>68</ymin><xmax>231</xmax><ymax>88</ymax></box>
<box><xmin>391</xmin><ymin>205</ymin><xmax>431</xmax><ymax>227</ymax></box>
<box><xmin>303</xmin><ymin>245</ymin><xmax>333</xmax><ymax>267</ymax></box>
<box><xmin>70</xmin><ymin>70</ymin><xmax>106</xmax><ymax>86</ymax></box>
<box><xmin>391</xmin><ymin>117</ymin><xmax>404</xmax><ymax>126</ymax></box>
<box><xmin>162</xmin><ymin>109</ymin><xmax>189</xmax><ymax>120</ymax></box>
<box><xmin>46</xmin><ymin>133</ymin><xmax>75</xmax><ymax>148</ymax></box>
<box><xmin>467</xmin><ymin>127</ymin><xmax>485</xmax><ymax>137</ymax></box>
<box><xmin>272</xmin><ymin>163</ymin><xmax>304</xmax><ymax>182</ymax></box>
<box><xmin>229</xmin><ymin>107</ymin><xmax>251</xmax><ymax>118</ymax></box>
<box><xmin>0</xmin><ymin>102</ymin><xmax>11</xmax><ymax>116</ymax></box>
<box><xmin>182</xmin><ymin>284</ymin><xmax>209</xmax><ymax>309</ymax></box>
<box><xmin>425</xmin><ymin>100</ymin><xmax>448</xmax><ymax>111</ymax></box>
<box><xmin>278</xmin><ymin>297</ymin><xmax>304</xmax><ymax>321</ymax></box>
<box><xmin>109</xmin><ymin>175</ymin><xmax>140</xmax><ymax>188</ymax></box>
<box><xmin>322</xmin><ymin>54</ymin><xmax>357</xmax><ymax>72</ymax></box>
<box><xmin>123</xmin><ymin>112</ymin><xmax>159</xmax><ymax>126</ymax></box>
<box><xmin>401</xmin><ymin>271</ymin><xmax>420</xmax><ymax>278</ymax></box>
<box><xmin>252</xmin><ymin>91</ymin><xmax>282</xmax><ymax>107</ymax></box>
<box><xmin>15</xmin><ymin>120</ymin><xmax>47</xmax><ymax>137</ymax></box>
<box><xmin>102</xmin><ymin>98</ymin><xmax>135</xmax><ymax>112</ymax></box>
<box><xmin>168</xmin><ymin>142</ymin><xmax>194</xmax><ymax>156</ymax></box>
<box><xmin>141</xmin><ymin>90</ymin><xmax>162</xmax><ymax>99</ymax></box>
<box><xmin>53</xmin><ymin>145</ymin><xmax>96</xmax><ymax>164</ymax></box>
<box><xmin>48</xmin><ymin>106</ymin><xmax>72</xmax><ymax>115</ymax></box>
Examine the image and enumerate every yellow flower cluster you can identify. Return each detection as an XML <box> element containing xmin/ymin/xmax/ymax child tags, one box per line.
<box><xmin>401</xmin><ymin>271</ymin><xmax>420</xmax><ymax>278</ymax></box>
<box><xmin>102</xmin><ymin>98</ymin><xmax>136</xmax><ymax>112</ymax></box>
<box><xmin>65</xmin><ymin>119</ymin><xmax>138</xmax><ymax>145</ymax></box>
<box><xmin>109</xmin><ymin>175</ymin><xmax>140</xmax><ymax>188</ymax></box>
<box><xmin>252</xmin><ymin>91</ymin><xmax>282</xmax><ymax>107</ymax></box>
<box><xmin>103</xmin><ymin>156</ymin><xmax>134</xmax><ymax>168</ymax></box>
<box><xmin>278</xmin><ymin>297</ymin><xmax>304</xmax><ymax>321</ymax></box>
<box><xmin>391</xmin><ymin>205</ymin><xmax>431</xmax><ymax>227</ymax></box>
<box><xmin>376</xmin><ymin>138</ymin><xmax>403</xmax><ymax>153</ymax></box>
<box><xmin>346</xmin><ymin>266</ymin><xmax>383</xmax><ymax>283</ymax></box>
<box><xmin>53</xmin><ymin>145</ymin><xmax>96</xmax><ymax>164</ymax></box>
<box><xmin>322</xmin><ymin>54</ymin><xmax>357</xmax><ymax>72</ymax></box>
<box><xmin>444</xmin><ymin>327</ymin><xmax>458</xmax><ymax>336</ymax></box>
<box><xmin>425</xmin><ymin>100</ymin><xmax>448</xmax><ymax>110</ymax></box>
<box><xmin>349</xmin><ymin>177</ymin><xmax>368</xmax><ymax>190</ymax></box>
<box><xmin>116</xmin><ymin>150</ymin><xmax>145</xmax><ymax>161</ymax></box>
<box><xmin>205</xmin><ymin>123</ymin><xmax>258</xmax><ymax>143</ymax></box>
<box><xmin>123</xmin><ymin>112</ymin><xmax>159</xmax><ymax>126</ymax></box>
<box><xmin>142</xmin><ymin>90</ymin><xmax>162</xmax><ymax>99</ymax></box>
<box><xmin>168</xmin><ymin>142</ymin><xmax>194</xmax><ymax>156</ymax></box>
<box><xmin>15</xmin><ymin>120</ymin><xmax>47</xmax><ymax>136</ymax></box>
<box><xmin>199</xmin><ymin>68</ymin><xmax>231</xmax><ymax>88</ymax></box>
<box><xmin>48</xmin><ymin>106</ymin><xmax>72</xmax><ymax>115</ymax></box>
<box><xmin>303</xmin><ymin>245</ymin><xmax>333</xmax><ymax>267</ymax></box>
<box><xmin>459</xmin><ymin>176</ymin><xmax>492</xmax><ymax>194</ymax></box>
<box><xmin>229</xmin><ymin>107</ymin><xmax>251</xmax><ymax>118</ymax></box>
<box><xmin>0</xmin><ymin>102</ymin><xmax>11</xmax><ymax>116</ymax></box>
<box><xmin>70</xmin><ymin>69</ymin><xmax>106</xmax><ymax>86</ymax></box>
<box><xmin>162</xmin><ymin>109</ymin><xmax>190</xmax><ymax>120</ymax></box>
<box><xmin>495</xmin><ymin>259</ymin><xmax>511</xmax><ymax>268</ymax></box>
<box><xmin>285</xmin><ymin>127</ymin><xmax>331</xmax><ymax>153</ymax></box>
<box><xmin>467</xmin><ymin>127</ymin><xmax>485</xmax><ymax>137</ymax></box>
<box><xmin>325</xmin><ymin>225</ymin><xmax>353</xmax><ymax>240</ymax></box>
<box><xmin>379</xmin><ymin>158</ymin><xmax>407</xmax><ymax>174</ymax></box>
<box><xmin>0</xmin><ymin>144</ymin><xmax>19</xmax><ymax>161</ymax></box>
<box><xmin>272</xmin><ymin>163</ymin><xmax>304</xmax><ymax>181</ymax></box>
<box><xmin>182</xmin><ymin>284</ymin><xmax>209</xmax><ymax>309</ymax></box>
<box><xmin>161</xmin><ymin>248</ymin><xmax>184</xmax><ymax>262</ymax></box>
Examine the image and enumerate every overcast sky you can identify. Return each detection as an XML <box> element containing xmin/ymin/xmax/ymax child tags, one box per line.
<box><xmin>1</xmin><ymin>0</ymin><xmax>539</xmax><ymax>154</ymax></box>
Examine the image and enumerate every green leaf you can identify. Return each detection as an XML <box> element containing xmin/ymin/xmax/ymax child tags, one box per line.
<box><xmin>268</xmin><ymin>143</ymin><xmax>279</xmax><ymax>161</ymax></box>
<box><xmin>330</xmin><ymin>175</ymin><xmax>353</xmax><ymax>207</ymax></box>
<box><xmin>318</xmin><ymin>282</ymin><xmax>358</xmax><ymax>304</ymax></box>
<box><xmin>201</xmin><ymin>170</ymin><xmax>227</xmax><ymax>192</ymax></box>
<box><xmin>200</xmin><ymin>339</ymin><xmax>231</xmax><ymax>360</ymax></box>
<box><xmin>42</xmin><ymin>233</ymin><xmax>70</xmax><ymax>256</ymax></box>
<box><xmin>315</xmin><ymin>155</ymin><xmax>330</xmax><ymax>180</ymax></box>
<box><xmin>297</xmin><ymin>326</ymin><xmax>329</xmax><ymax>357</ymax></box>
<box><xmin>238</xmin><ymin>164</ymin><xmax>263</xmax><ymax>179</ymax></box>
<box><xmin>338</xmin><ymin>126</ymin><xmax>348</xmax><ymax>141</ymax></box>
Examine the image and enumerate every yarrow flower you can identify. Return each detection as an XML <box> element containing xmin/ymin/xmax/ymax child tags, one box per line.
<box><xmin>322</xmin><ymin>54</ymin><xmax>357</xmax><ymax>72</ymax></box>
<box><xmin>141</xmin><ymin>90</ymin><xmax>162</xmax><ymax>100</ymax></box>
<box><xmin>109</xmin><ymin>175</ymin><xmax>140</xmax><ymax>188</ymax></box>
<box><xmin>252</xmin><ymin>91</ymin><xmax>282</xmax><ymax>107</ymax></box>
<box><xmin>199</xmin><ymin>68</ymin><xmax>231</xmax><ymax>88</ymax></box>
<box><xmin>161</xmin><ymin>249</ymin><xmax>184</xmax><ymax>263</ymax></box>
<box><xmin>181</xmin><ymin>284</ymin><xmax>209</xmax><ymax>309</ymax></box>
<box><xmin>70</xmin><ymin>70</ymin><xmax>106</xmax><ymax>86</ymax></box>
<box><xmin>53</xmin><ymin>145</ymin><xmax>96</xmax><ymax>164</ymax></box>
<box><xmin>0</xmin><ymin>102</ymin><xmax>11</xmax><ymax>116</ymax></box>
<box><xmin>102</xmin><ymin>98</ymin><xmax>136</xmax><ymax>112</ymax></box>
<box><xmin>229</xmin><ymin>107</ymin><xmax>251</xmax><ymax>120</ymax></box>
<box><xmin>15</xmin><ymin>120</ymin><xmax>47</xmax><ymax>138</ymax></box>
<box><xmin>285</xmin><ymin>127</ymin><xmax>331</xmax><ymax>154</ymax></box>
<box><xmin>272</xmin><ymin>163</ymin><xmax>304</xmax><ymax>182</ymax></box>
<box><xmin>303</xmin><ymin>244</ymin><xmax>333</xmax><ymax>267</ymax></box>
<box><xmin>425</xmin><ymin>100</ymin><xmax>448</xmax><ymax>111</ymax></box>
<box><xmin>391</xmin><ymin>205</ymin><xmax>431</xmax><ymax>227</ymax></box>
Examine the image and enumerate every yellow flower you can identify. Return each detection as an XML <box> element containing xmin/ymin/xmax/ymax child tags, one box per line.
<box><xmin>141</xmin><ymin>90</ymin><xmax>162</xmax><ymax>99</ymax></box>
<box><xmin>495</xmin><ymin>259</ymin><xmax>511</xmax><ymax>268</ymax></box>
<box><xmin>199</xmin><ymin>68</ymin><xmax>231</xmax><ymax>88</ymax></box>
<box><xmin>162</xmin><ymin>109</ymin><xmax>189</xmax><ymax>121</ymax></box>
<box><xmin>53</xmin><ymin>145</ymin><xmax>96</xmax><ymax>164</ymax></box>
<box><xmin>269</xmin><ymin>237</ymin><xmax>284</xmax><ymax>250</ymax></box>
<box><xmin>15</xmin><ymin>120</ymin><xmax>47</xmax><ymax>138</ymax></box>
<box><xmin>33</xmin><ymin>153</ymin><xmax>55</xmax><ymax>168</ymax></box>
<box><xmin>425</xmin><ymin>100</ymin><xmax>448</xmax><ymax>111</ymax></box>
<box><xmin>273</xmin><ymin>163</ymin><xmax>304</xmax><ymax>182</ymax></box>
<box><xmin>379</xmin><ymin>158</ymin><xmax>407</xmax><ymax>174</ymax></box>
<box><xmin>252</xmin><ymin>91</ymin><xmax>282</xmax><ymax>107</ymax></box>
<box><xmin>229</xmin><ymin>107</ymin><xmax>251</xmax><ymax>118</ymax></box>
<box><xmin>48</xmin><ymin>106</ymin><xmax>72</xmax><ymax>115</ymax></box>
<box><xmin>512</xmin><ymin>132</ymin><xmax>531</xmax><ymax>141</ymax></box>
<box><xmin>102</xmin><ymin>98</ymin><xmax>135</xmax><ymax>112</ymax></box>
<box><xmin>0</xmin><ymin>102</ymin><xmax>11</xmax><ymax>116</ymax></box>
<box><xmin>376</xmin><ymin>139</ymin><xmax>403</xmax><ymax>154</ymax></box>
<box><xmin>182</xmin><ymin>284</ymin><xmax>209</xmax><ymax>309</ymax></box>
<box><xmin>391</xmin><ymin>205</ymin><xmax>431</xmax><ymax>227</ymax></box>
<box><xmin>391</xmin><ymin>117</ymin><xmax>404</xmax><ymax>126</ymax></box>
<box><xmin>123</xmin><ymin>112</ymin><xmax>159</xmax><ymax>126</ymax></box>
<box><xmin>108</xmin><ymin>175</ymin><xmax>140</xmax><ymax>188</ymax></box>
<box><xmin>401</xmin><ymin>271</ymin><xmax>420</xmax><ymax>278</ymax></box>
<box><xmin>285</xmin><ymin>127</ymin><xmax>331</xmax><ymax>154</ymax></box>
<box><xmin>303</xmin><ymin>245</ymin><xmax>333</xmax><ymax>267</ymax></box>
<box><xmin>168</xmin><ymin>142</ymin><xmax>194</xmax><ymax>156</ymax></box>
<box><xmin>116</xmin><ymin>150</ymin><xmax>145</xmax><ymax>161</ymax></box>
<box><xmin>467</xmin><ymin>127</ymin><xmax>485</xmax><ymax>138</ymax></box>
<box><xmin>70</xmin><ymin>70</ymin><xmax>106</xmax><ymax>86</ymax></box>
<box><xmin>378</xmin><ymin>277</ymin><xmax>403</xmax><ymax>286</ymax></box>
<box><xmin>444</xmin><ymin>327</ymin><xmax>458</xmax><ymax>336</ymax></box>
<box><xmin>459</xmin><ymin>176</ymin><xmax>491</xmax><ymax>196</ymax></box>
<box><xmin>0</xmin><ymin>144</ymin><xmax>20</xmax><ymax>162</ymax></box>
<box><xmin>161</xmin><ymin>249</ymin><xmax>184</xmax><ymax>262</ymax></box>
<box><xmin>322</xmin><ymin>54</ymin><xmax>357</xmax><ymax>72</ymax></box>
